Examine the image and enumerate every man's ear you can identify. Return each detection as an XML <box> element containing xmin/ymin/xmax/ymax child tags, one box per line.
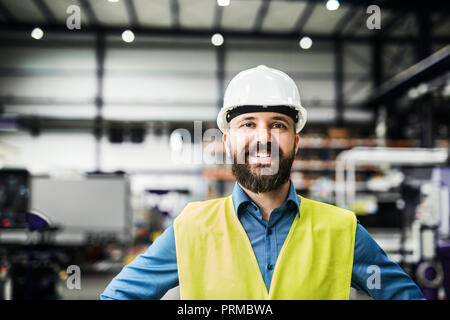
<box><xmin>294</xmin><ymin>134</ymin><xmax>300</xmax><ymax>154</ymax></box>
<box><xmin>223</xmin><ymin>132</ymin><xmax>231</xmax><ymax>157</ymax></box>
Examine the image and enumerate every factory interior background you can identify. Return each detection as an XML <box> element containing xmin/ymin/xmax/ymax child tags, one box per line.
<box><xmin>0</xmin><ymin>0</ymin><xmax>449</xmax><ymax>300</ymax></box>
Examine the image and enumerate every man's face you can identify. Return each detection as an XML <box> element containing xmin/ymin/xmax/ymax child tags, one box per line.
<box><xmin>223</xmin><ymin>112</ymin><xmax>300</xmax><ymax>193</ymax></box>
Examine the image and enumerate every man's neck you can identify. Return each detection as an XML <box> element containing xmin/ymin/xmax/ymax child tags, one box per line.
<box><xmin>239</xmin><ymin>180</ymin><xmax>291</xmax><ymax>221</ymax></box>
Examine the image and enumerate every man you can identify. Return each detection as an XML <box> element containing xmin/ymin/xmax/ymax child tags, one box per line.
<box><xmin>101</xmin><ymin>65</ymin><xmax>425</xmax><ymax>300</ymax></box>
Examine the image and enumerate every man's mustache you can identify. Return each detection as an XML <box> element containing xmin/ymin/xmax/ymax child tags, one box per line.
<box><xmin>239</xmin><ymin>142</ymin><xmax>281</xmax><ymax>157</ymax></box>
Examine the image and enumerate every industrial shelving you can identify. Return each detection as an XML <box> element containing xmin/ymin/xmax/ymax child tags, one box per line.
<box><xmin>201</xmin><ymin>135</ymin><xmax>449</xmax><ymax>204</ymax></box>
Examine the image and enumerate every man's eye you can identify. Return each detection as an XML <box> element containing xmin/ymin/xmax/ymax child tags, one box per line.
<box><xmin>241</xmin><ymin>123</ymin><xmax>254</xmax><ymax>128</ymax></box>
<box><xmin>272</xmin><ymin>123</ymin><xmax>286</xmax><ymax>129</ymax></box>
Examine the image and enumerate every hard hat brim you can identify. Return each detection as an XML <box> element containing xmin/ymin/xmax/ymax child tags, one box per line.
<box><xmin>217</xmin><ymin>104</ymin><xmax>307</xmax><ymax>134</ymax></box>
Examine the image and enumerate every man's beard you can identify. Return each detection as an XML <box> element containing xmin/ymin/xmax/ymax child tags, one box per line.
<box><xmin>231</xmin><ymin>142</ymin><xmax>295</xmax><ymax>193</ymax></box>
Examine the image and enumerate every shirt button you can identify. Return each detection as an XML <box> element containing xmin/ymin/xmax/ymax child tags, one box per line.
<box><xmin>267</xmin><ymin>264</ymin><xmax>273</xmax><ymax>271</ymax></box>
<box><xmin>267</xmin><ymin>229</ymin><xmax>272</xmax><ymax>235</ymax></box>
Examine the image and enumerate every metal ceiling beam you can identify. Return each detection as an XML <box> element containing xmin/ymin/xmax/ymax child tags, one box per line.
<box><xmin>363</xmin><ymin>45</ymin><xmax>450</xmax><ymax>109</ymax></box>
<box><xmin>338</xmin><ymin>10</ymin><xmax>364</xmax><ymax>37</ymax></box>
<box><xmin>78</xmin><ymin>0</ymin><xmax>98</xmax><ymax>26</ymax></box>
<box><xmin>371</xmin><ymin>36</ymin><xmax>382</xmax><ymax>130</ymax></box>
<box><xmin>345</xmin><ymin>45</ymin><xmax>370</xmax><ymax>69</ymax></box>
<box><xmin>343</xmin><ymin>74</ymin><xmax>371</xmax><ymax>98</ymax></box>
<box><xmin>372</xmin><ymin>38</ymin><xmax>382</xmax><ymax>87</ymax></box>
<box><xmin>416</xmin><ymin>10</ymin><xmax>432</xmax><ymax>62</ymax></box>
<box><xmin>5</xmin><ymin>110</ymin><xmax>372</xmax><ymax>133</ymax></box>
<box><xmin>293</xmin><ymin>2</ymin><xmax>315</xmax><ymax>34</ymax></box>
<box><xmin>0</xmin><ymin>0</ymin><xmax>15</xmax><ymax>23</ymax></box>
<box><xmin>216</xmin><ymin>45</ymin><xmax>225</xmax><ymax>111</ymax></box>
<box><xmin>124</xmin><ymin>0</ymin><xmax>139</xmax><ymax>28</ymax></box>
<box><xmin>170</xmin><ymin>0</ymin><xmax>180</xmax><ymax>29</ymax></box>
<box><xmin>32</xmin><ymin>0</ymin><xmax>57</xmax><ymax>24</ymax></box>
<box><xmin>343</xmin><ymin>9</ymin><xmax>402</xmax><ymax>39</ymax></box>
<box><xmin>238</xmin><ymin>0</ymin><xmax>450</xmax><ymax>12</ymax></box>
<box><xmin>332</xmin><ymin>8</ymin><xmax>359</xmax><ymax>36</ymax></box>
<box><xmin>0</xmin><ymin>68</ymin><xmax>369</xmax><ymax>81</ymax></box>
<box><xmin>432</xmin><ymin>12</ymin><xmax>450</xmax><ymax>29</ymax></box>
<box><xmin>253</xmin><ymin>0</ymin><xmax>271</xmax><ymax>32</ymax></box>
<box><xmin>382</xmin><ymin>18</ymin><xmax>412</xmax><ymax>77</ymax></box>
<box><xmin>381</xmin><ymin>11</ymin><xmax>403</xmax><ymax>34</ymax></box>
<box><xmin>334</xmin><ymin>39</ymin><xmax>344</xmax><ymax>126</ymax></box>
<box><xmin>213</xmin><ymin>2</ymin><xmax>223</xmax><ymax>30</ymax></box>
<box><xmin>94</xmin><ymin>31</ymin><xmax>105</xmax><ymax>171</ymax></box>
<box><xmin>341</xmin><ymin>0</ymin><xmax>390</xmax><ymax>37</ymax></box>
<box><xmin>366</xmin><ymin>0</ymin><xmax>450</xmax><ymax>12</ymax></box>
<box><xmin>387</xmin><ymin>45</ymin><xmax>411</xmax><ymax>77</ymax></box>
<box><xmin>1</xmin><ymin>22</ymin><xmax>449</xmax><ymax>44</ymax></box>
<box><xmin>11</xmin><ymin>115</ymin><xmax>197</xmax><ymax>132</ymax></box>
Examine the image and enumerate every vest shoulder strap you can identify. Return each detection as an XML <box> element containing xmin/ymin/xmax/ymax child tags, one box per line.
<box><xmin>299</xmin><ymin>195</ymin><xmax>356</xmax><ymax>225</ymax></box>
<box><xmin>175</xmin><ymin>196</ymin><xmax>229</xmax><ymax>226</ymax></box>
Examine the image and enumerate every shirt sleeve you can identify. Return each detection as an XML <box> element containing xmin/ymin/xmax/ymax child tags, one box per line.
<box><xmin>351</xmin><ymin>222</ymin><xmax>426</xmax><ymax>300</ymax></box>
<box><xmin>100</xmin><ymin>225</ymin><xmax>179</xmax><ymax>300</ymax></box>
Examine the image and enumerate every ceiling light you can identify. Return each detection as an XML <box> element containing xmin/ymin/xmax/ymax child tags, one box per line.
<box><xmin>121</xmin><ymin>30</ymin><xmax>135</xmax><ymax>43</ymax></box>
<box><xmin>408</xmin><ymin>88</ymin><xmax>419</xmax><ymax>99</ymax></box>
<box><xmin>108</xmin><ymin>0</ymin><xmax>119</xmax><ymax>3</ymax></box>
<box><xmin>31</xmin><ymin>27</ymin><xmax>44</xmax><ymax>40</ymax></box>
<box><xmin>417</xmin><ymin>83</ymin><xmax>428</xmax><ymax>95</ymax></box>
<box><xmin>326</xmin><ymin>0</ymin><xmax>340</xmax><ymax>11</ymax></box>
<box><xmin>217</xmin><ymin>0</ymin><xmax>230</xmax><ymax>6</ymax></box>
<box><xmin>299</xmin><ymin>36</ymin><xmax>312</xmax><ymax>50</ymax></box>
<box><xmin>442</xmin><ymin>83</ymin><xmax>450</xmax><ymax>97</ymax></box>
<box><xmin>211</xmin><ymin>33</ymin><xmax>224</xmax><ymax>46</ymax></box>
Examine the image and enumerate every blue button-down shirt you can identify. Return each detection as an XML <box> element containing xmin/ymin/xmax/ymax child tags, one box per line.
<box><xmin>101</xmin><ymin>180</ymin><xmax>425</xmax><ymax>300</ymax></box>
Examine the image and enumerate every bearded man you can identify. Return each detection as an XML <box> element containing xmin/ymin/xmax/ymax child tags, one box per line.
<box><xmin>101</xmin><ymin>65</ymin><xmax>425</xmax><ymax>300</ymax></box>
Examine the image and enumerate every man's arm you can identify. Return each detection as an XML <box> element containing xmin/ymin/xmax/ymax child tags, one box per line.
<box><xmin>100</xmin><ymin>225</ymin><xmax>178</xmax><ymax>300</ymax></box>
<box><xmin>351</xmin><ymin>222</ymin><xmax>426</xmax><ymax>300</ymax></box>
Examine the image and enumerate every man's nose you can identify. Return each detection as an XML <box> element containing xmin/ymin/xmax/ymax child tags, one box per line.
<box><xmin>254</xmin><ymin>127</ymin><xmax>272</xmax><ymax>145</ymax></box>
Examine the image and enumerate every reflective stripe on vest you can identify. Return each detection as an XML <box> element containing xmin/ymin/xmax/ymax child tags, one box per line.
<box><xmin>174</xmin><ymin>195</ymin><xmax>356</xmax><ymax>300</ymax></box>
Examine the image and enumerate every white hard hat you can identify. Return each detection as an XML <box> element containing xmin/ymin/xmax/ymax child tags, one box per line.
<box><xmin>217</xmin><ymin>65</ymin><xmax>307</xmax><ymax>133</ymax></box>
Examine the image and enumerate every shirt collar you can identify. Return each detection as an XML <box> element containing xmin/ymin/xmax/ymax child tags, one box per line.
<box><xmin>231</xmin><ymin>179</ymin><xmax>301</xmax><ymax>217</ymax></box>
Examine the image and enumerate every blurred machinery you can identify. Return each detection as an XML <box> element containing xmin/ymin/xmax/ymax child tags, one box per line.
<box><xmin>30</xmin><ymin>172</ymin><xmax>132</xmax><ymax>246</ymax></box>
<box><xmin>0</xmin><ymin>169</ymin><xmax>132</xmax><ymax>299</ymax></box>
<box><xmin>140</xmin><ymin>189</ymin><xmax>189</xmax><ymax>241</ymax></box>
<box><xmin>412</xmin><ymin>166</ymin><xmax>450</xmax><ymax>299</ymax></box>
<box><xmin>124</xmin><ymin>188</ymin><xmax>190</xmax><ymax>264</ymax></box>
<box><xmin>0</xmin><ymin>169</ymin><xmax>64</xmax><ymax>299</ymax></box>
<box><xmin>336</xmin><ymin>147</ymin><xmax>450</xmax><ymax>299</ymax></box>
<box><xmin>0</xmin><ymin>168</ymin><xmax>29</xmax><ymax>228</ymax></box>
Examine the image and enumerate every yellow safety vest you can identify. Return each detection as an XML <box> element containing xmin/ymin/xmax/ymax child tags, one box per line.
<box><xmin>173</xmin><ymin>195</ymin><xmax>356</xmax><ymax>300</ymax></box>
